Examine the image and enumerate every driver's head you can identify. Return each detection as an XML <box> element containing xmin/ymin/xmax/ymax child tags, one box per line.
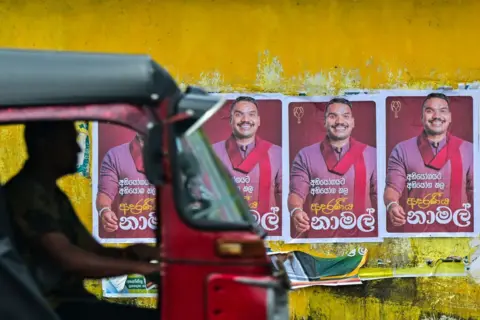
<box><xmin>229</xmin><ymin>96</ymin><xmax>260</xmax><ymax>140</ymax></box>
<box><xmin>25</xmin><ymin>121</ymin><xmax>81</xmax><ymax>176</ymax></box>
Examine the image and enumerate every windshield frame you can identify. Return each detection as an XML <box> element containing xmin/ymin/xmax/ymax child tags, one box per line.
<box><xmin>168</xmin><ymin>113</ymin><xmax>263</xmax><ymax>233</ymax></box>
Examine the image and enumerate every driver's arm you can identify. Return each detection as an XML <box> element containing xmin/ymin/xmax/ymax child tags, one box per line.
<box><xmin>15</xmin><ymin>189</ymin><xmax>155</xmax><ymax>278</ymax></box>
<box><xmin>39</xmin><ymin>232</ymin><xmax>154</xmax><ymax>278</ymax></box>
<box><xmin>72</xmin><ymin>206</ymin><xmax>158</xmax><ymax>261</ymax></box>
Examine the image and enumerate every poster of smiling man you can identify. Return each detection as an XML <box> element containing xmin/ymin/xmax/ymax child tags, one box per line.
<box><xmin>202</xmin><ymin>94</ymin><xmax>284</xmax><ymax>239</ymax></box>
<box><xmin>381</xmin><ymin>91</ymin><xmax>478</xmax><ymax>237</ymax></box>
<box><xmin>92</xmin><ymin>122</ymin><xmax>156</xmax><ymax>244</ymax></box>
<box><xmin>287</xmin><ymin>95</ymin><xmax>382</xmax><ymax>243</ymax></box>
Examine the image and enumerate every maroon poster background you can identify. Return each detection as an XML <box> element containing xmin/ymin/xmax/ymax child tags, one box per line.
<box><xmin>98</xmin><ymin>123</ymin><xmax>136</xmax><ymax>167</ymax></box>
<box><xmin>288</xmin><ymin>101</ymin><xmax>378</xmax><ymax>240</ymax></box>
<box><xmin>288</xmin><ymin>101</ymin><xmax>376</xmax><ymax>165</ymax></box>
<box><xmin>97</xmin><ymin>123</ymin><xmax>156</xmax><ymax>241</ymax></box>
<box><xmin>385</xmin><ymin>96</ymin><xmax>474</xmax><ymax>233</ymax></box>
<box><xmin>203</xmin><ymin>99</ymin><xmax>282</xmax><ymax>146</ymax></box>
<box><xmin>202</xmin><ymin>99</ymin><xmax>282</xmax><ymax>237</ymax></box>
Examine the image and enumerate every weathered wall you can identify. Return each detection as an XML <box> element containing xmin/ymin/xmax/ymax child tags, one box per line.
<box><xmin>1</xmin><ymin>0</ymin><xmax>480</xmax><ymax>319</ymax></box>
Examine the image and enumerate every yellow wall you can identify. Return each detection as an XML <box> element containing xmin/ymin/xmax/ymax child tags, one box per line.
<box><xmin>2</xmin><ymin>0</ymin><xmax>480</xmax><ymax>319</ymax></box>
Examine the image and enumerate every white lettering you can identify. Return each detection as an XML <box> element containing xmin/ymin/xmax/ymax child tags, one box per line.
<box><xmin>407</xmin><ymin>181</ymin><xmax>433</xmax><ymax>190</ymax></box>
<box><xmin>435</xmin><ymin>182</ymin><xmax>445</xmax><ymax>190</ymax></box>
<box><xmin>118</xmin><ymin>178</ymin><xmax>154</xmax><ymax>197</ymax></box>
<box><xmin>310</xmin><ymin>187</ymin><xmax>338</xmax><ymax>196</ymax></box>
<box><xmin>406</xmin><ymin>203</ymin><xmax>472</xmax><ymax>228</ymax></box>
<box><xmin>249</xmin><ymin>207</ymin><xmax>280</xmax><ymax>231</ymax></box>
<box><xmin>309</xmin><ymin>177</ymin><xmax>346</xmax><ymax>187</ymax></box>
<box><xmin>243</xmin><ymin>185</ymin><xmax>254</xmax><ymax>194</ymax></box>
<box><xmin>310</xmin><ymin>208</ymin><xmax>376</xmax><ymax>233</ymax></box>
<box><xmin>118</xmin><ymin>212</ymin><xmax>158</xmax><ymax>231</ymax></box>
<box><xmin>406</xmin><ymin>172</ymin><xmax>442</xmax><ymax>181</ymax></box>
<box><xmin>406</xmin><ymin>171</ymin><xmax>448</xmax><ymax>190</ymax></box>
<box><xmin>118</xmin><ymin>187</ymin><xmax>146</xmax><ymax>196</ymax></box>
<box><xmin>234</xmin><ymin>176</ymin><xmax>251</xmax><ymax>184</ymax></box>
<box><xmin>309</xmin><ymin>177</ymin><xmax>350</xmax><ymax>196</ymax></box>
<box><xmin>119</xmin><ymin>178</ymin><xmax>151</xmax><ymax>187</ymax></box>
<box><xmin>339</xmin><ymin>187</ymin><xmax>349</xmax><ymax>196</ymax></box>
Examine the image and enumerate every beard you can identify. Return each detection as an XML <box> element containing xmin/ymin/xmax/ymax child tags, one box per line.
<box><xmin>233</xmin><ymin>122</ymin><xmax>256</xmax><ymax>139</ymax></box>
<box><xmin>424</xmin><ymin>118</ymin><xmax>448</xmax><ymax>136</ymax></box>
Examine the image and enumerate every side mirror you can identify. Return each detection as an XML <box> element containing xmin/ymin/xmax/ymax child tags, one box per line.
<box><xmin>143</xmin><ymin>123</ymin><xmax>164</xmax><ymax>185</ymax></box>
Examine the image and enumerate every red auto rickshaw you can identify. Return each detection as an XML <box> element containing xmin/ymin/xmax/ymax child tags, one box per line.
<box><xmin>0</xmin><ymin>48</ymin><xmax>290</xmax><ymax>320</ymax></box>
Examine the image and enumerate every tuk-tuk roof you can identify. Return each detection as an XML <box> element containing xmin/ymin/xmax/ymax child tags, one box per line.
<box><xmin>0</xmin><ymin>48</ymin><xmax>180</xmax><ymax>107</ymax></box>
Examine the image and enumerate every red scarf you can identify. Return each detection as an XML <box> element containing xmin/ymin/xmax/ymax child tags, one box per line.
<box><xmin>225</xmin><ymin>135</ymin><xmax>273</xmax><ymax>214</ymax></box>
<box><xmin>320</xmin><ymin>137</ymin><xmax>368</xmax><ymax>212</ymax></box>
<box><xmin>129</xmin><ymin>137</ymin><xmax>145</xmax><ymax>173</ymax></box>
<box><xmin>417</xmin><ymin>132</ymin><xmax>463</xmax><ymax>209</ymax></box>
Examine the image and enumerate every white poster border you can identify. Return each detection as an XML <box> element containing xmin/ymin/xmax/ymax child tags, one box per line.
<box><xmin>283</xmin><ymin>93</ymin><xmax>385</xmax><ymax>244</ymax></box>
<box><xmin>210</xmin><ymin>93</ymin><xmax>286</xmax><ymax>241</ymax></box>
<box><xmin>91</xmin><ymin>122</ymin><xmax>156</xmax><ymax>244</ymax></box>
<box><xmin>377</xmin><ymin>89</ymin><xmax>480</xmax><ymax>238</ymax></box>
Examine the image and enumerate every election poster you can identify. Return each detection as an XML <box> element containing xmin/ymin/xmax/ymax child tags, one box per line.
<box><xmin>285</xmin><ymin>95</ymin><xmax>383</xmax><ymax>243</ymax></box>
<box><xmin>379</xmin><ymin>90</ymin><xmax>479</xmax><ymax>238</ymax></box>
<box><xmin>88</xmin><ymin>89</ymin><xmax>480</xmax><ymax>298</ymax></box>
<box><xmin>92</xmin><ymin>122</ymin><xmax>157</xmax><ymax>244</ymax></box>
<box><xmin>202</xmin><ymin>94</ymin><xmax>284</xmax><ymax>240</ymax></box>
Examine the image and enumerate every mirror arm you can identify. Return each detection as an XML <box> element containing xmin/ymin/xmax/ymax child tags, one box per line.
<box><xmin>143</xmin><ymin>122</ymin><xmax>165</xmax><ymax>185</ymax></box>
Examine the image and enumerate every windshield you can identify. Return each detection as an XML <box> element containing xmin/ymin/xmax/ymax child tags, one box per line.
<box><xmin>175</xmin><ymin>128</ymin><xmax>256</xmax><ymax>227</ymax></box>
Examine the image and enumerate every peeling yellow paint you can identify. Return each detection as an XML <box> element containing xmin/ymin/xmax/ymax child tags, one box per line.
<box><xmin>2</xmin><ymin>0</ymin><xmax>480</xmax><ymax>319</ymax></box>
<box><xmin>256</xmin><ymin>51</ymin><xmax>285</xmax><ymax>92</ymax></box>
<box><xmin>198</xmin><ymin>70</ymin><xmax>232</xmax><ymax>93</ymax></box>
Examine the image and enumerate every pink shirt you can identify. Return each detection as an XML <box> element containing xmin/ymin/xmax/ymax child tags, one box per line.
<box><xmin>386</xmin><ymin>136</ymin><xmax>474</xmax><ymax>233</ymax></box>
<box><xmin>212</xmin><ymin>139</ymin><xmax>282</xmax><ymax>235</ymax></box>
<box><xmin>386</xmin><ymin>136</ymin><xmax>473</xmax><ymax>207</ymax></box>
<box><xmin>290</xmin><ymin>141</ymin><xmax>377</xmax><ymax>238</ymax></box>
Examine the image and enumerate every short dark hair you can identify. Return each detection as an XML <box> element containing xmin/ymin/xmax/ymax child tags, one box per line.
<box><xmin>324</xmin><ymin>97</ymin><xmax>353</xmax><ymax>118</ymax></box>
<box><xmin>24</xmin><ymin>121</ymin><xmax>75</xmax><ymax>155</ymax></box>
<box><xmin>422</xmin><ymin>92</ymin><xmax>450</xmax><ymax>110</ymax></box>
<box><xmin>229</xmin><ymin>96</ymin><xmax>259</xmax><ymax>114</ymax></box>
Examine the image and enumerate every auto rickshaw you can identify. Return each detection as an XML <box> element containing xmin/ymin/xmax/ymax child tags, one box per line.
<box><xmin>0</xmin><ymin>48</ymin><xmax>290</xmax><ymax>320</ymax></box>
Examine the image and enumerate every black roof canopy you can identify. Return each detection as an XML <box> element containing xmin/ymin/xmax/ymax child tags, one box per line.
<box><xmin>0</xmin><ymin>48</ymin><xmax>180</xmax><ymax>107</ymax></box>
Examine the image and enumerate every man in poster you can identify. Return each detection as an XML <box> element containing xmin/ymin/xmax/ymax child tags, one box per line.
<box><xmin>385</xmin><ymin>93</ymin><xmax>474</xmax><ymax>232</ymax></box>
<box><xmin>96</xmin><ymin>132</ymin><xmax>157</xmax><ymax>240</ymax></box>
<box><xmin>212</xmin><ymin>96</ymin><xmax>282</xmax><ymax>233</ymax></box>
<box><xmin>289</xmin><ymin>98</ymin><xmax>377</xmax><ymax>239</ymax></box>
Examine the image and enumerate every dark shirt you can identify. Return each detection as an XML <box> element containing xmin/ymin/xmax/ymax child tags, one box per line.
<box><xmin>4</xmin><ymin>162</ymin><xmax>92</xmax><ymax>306</ymax></box>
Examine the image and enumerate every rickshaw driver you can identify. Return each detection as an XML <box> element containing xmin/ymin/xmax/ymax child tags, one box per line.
<box><xmin>4</xmin><ymin>121</ymin><xmax>160</xmax><ymax>319</ymax></box>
